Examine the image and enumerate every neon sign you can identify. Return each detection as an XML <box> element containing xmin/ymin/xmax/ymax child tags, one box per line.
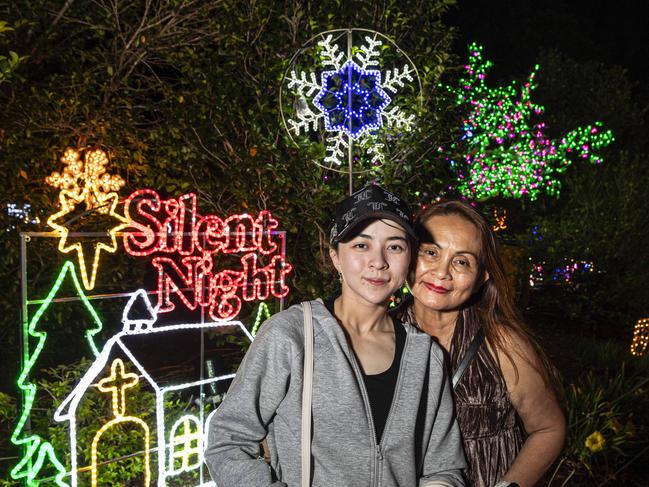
<box><xmin>15</xmin><ymin>149</ymin><xmax>290</xmax><ymax>486</ymax></box>
<box><xmin>42</xmin><ymin>149</ymin><xmax>293</xmax><ymax>319</ymax></box>
<box><xmin>122</xmin><ymin>189</ymin><xmax>292</xmax><ymax>320</ymax></box>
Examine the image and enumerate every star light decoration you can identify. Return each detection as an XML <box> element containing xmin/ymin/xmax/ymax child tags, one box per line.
<box><xmin>446</xmin><ymin>43</ymin><xmax>614</xmax><ymax>201</ymax></box>
<box><xmin>46</xmin><ymin>148</ymin><xmax>128</xmax><ymax>290</ymax></box>
<box><xmin>286</xmin><ymin>34</ymin><xmax>416</xmax><ymax>168</ymax></box>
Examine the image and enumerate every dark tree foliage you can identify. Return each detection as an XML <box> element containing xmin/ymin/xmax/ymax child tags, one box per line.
<box><xmin>0</xmin><ymin>0</ymin><xmax>457</xmax><ymax>388</ymax></box>
<box><xmin>521</xmin><ymin>50</ymin><xmax>649</xmax><ymax>332</ymax></box>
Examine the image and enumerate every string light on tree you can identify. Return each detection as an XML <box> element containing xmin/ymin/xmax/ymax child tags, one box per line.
<box><xmin>446</xmin><ymin>43</ymin><xmax>614</xmax><ymax>201</ymax></box>
<box><xmin>492</xmin><ymin>208</ymin><xmax>507</xmax><ymax>231</ymax></box>
<box><xmin>551</xmin><ymin>259</ymin><xmax>594</xmax><ymax>284</ymax></box>
<box><xmin>5</xmin><ymin>203</ymin><xmax>40</xmax><ymax>230</ymax></box>
<box><xmin>630</xmin><ymin>318</ymin><xmax>649</xmax><ymax>357</ymax></box>
<box><xmin>528</xmin><ymin>258</ymin><xmax>594</xmax><ymax>288</ymax></box>
<box><xmin>528</xmin><ymin>259</ymin><xmax>545</xmax><ymax>288</ymax></box>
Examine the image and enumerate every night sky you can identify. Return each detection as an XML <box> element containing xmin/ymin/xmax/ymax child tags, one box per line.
<box><xmin>444</xmin><ymin>0</ymin><xmax>649</xmax><ymax>94</ymax></box>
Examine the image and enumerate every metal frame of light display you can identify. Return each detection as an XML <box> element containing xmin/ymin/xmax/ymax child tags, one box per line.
<box><xmin>13</xmin><ymin>148</ymin><xmax>292</xmax><ymax>487</ymax></box>
<box><xmin>280</xmin><ymin>28</ymin><xmax>422</xmax><ymax>192</ymax></box>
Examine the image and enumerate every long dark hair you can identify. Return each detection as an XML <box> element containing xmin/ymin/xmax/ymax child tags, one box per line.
<box><xmin>414</xmin><ymin>201</ymin><xmax>558</xmax><ymax>388</ymax></box>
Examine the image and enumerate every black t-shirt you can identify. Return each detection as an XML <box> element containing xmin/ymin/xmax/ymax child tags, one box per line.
<box><xmin>325</xmin><ymin>298</ymin><xmax>406</xmax><ymax>443</ymax></box>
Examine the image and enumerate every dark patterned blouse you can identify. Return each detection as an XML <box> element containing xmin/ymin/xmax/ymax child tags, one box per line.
<box><xmin>395</xmin><ymin>301</ymin><xmax>525</xmax><ymax>487</ymax></box>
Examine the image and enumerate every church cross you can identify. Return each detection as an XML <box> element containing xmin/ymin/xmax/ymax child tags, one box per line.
<box><xmin>97</xmin><ymin>358</ymin><xmax>139</xmax><ymax>418</ymax></box>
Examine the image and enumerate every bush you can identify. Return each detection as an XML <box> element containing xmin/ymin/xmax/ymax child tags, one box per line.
<box><xmin>547</xmin><ymin>359</ymin><xmax>649</xmax><ymax>485</ymax></box>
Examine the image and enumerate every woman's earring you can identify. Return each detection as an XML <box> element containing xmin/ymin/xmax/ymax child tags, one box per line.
<box><xmin>338</xmin><ymin>272</ymin><xmax>344</xmax><ymax>283</ymax></box>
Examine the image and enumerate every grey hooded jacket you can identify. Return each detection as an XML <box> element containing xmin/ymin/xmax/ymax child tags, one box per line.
<box><xmin>205</xmin><ymin>300</ymin><xmax>466</xmax><ymax>486</ymax></box>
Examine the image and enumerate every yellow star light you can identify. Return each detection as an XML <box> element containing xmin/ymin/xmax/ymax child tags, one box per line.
<box><xmin>47</xmin><ymin>189</ymin><xmax>128</xmax><ymax>290</ymax></box>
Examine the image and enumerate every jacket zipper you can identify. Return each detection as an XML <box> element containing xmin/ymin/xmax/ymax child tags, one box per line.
<box><xmin>347</xmin><ymin>326</ymin><xmax>412</xmax><ymax>486</ymax></box>
<box><xmin>346</xmin><ymin>346</ymin><xmax>379</xmax><ymax>486</ymax></box>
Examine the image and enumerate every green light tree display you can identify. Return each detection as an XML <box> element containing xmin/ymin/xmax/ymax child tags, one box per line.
<box><xmin>251</xmin><ymin>302</ymin><xmax>271</xmax><ymax>337</ymax></box>
<box><xmin>11</xmin><ymin>261</ymin><xmax>104</xmax><ymax>486</ymax></box>
<box><xmin>446</xmin><ymin>43</ymin><xmax>614</xmax><ymax>201</ymax></box>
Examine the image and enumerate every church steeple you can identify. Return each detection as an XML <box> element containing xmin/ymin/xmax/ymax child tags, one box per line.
<box><xmin>122</xmin><ymin>289</ymin><xmax>157</xmax><ymax>332</ymax></box>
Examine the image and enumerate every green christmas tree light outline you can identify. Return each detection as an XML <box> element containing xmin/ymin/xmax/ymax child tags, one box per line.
<box><xmin>11</xmin><ymin>261</ymin><xmax>104</xmax><ymax>486</ymax></box>
<box><xmin>446</xmin><ymin>43</ymin><xmax>614</xmax><ymax>201</ymax></box>
<box><xmin>251</xmin><ymin>302</ymin><xmax>271</xmax><ymax>337</ymax></box>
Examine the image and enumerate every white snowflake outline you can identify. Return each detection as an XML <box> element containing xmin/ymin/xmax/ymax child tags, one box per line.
<box><xmin>285</xmin><ymin>32</ymin><xmax>418</xmax><ymax>168</ymax></box>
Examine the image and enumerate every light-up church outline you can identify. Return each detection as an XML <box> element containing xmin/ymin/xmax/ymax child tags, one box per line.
<box><xmin>54</xmin><ymin>289</ymin><xmax>253</xmax><ymax>487</ymax></box>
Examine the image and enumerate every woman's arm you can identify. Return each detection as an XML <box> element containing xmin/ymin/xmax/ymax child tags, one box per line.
<box><xmin>496</xmin><ymin>331</ymin><xmax>566</xmax><ymax>487</ymax></box>
<box><xmin>204</xmin><ymin>318</ymin><xmax>295</xmax><ymax>487</ymax></box>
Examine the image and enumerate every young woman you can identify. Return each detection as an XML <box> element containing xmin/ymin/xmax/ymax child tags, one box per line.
<box><xmin>394</xmin><ymin>201</ymin><xmax>565</xmax><ymax>487</ymax></box>
<box><xmin>204</xmin><ymin>185</ymin><xmax>466</xmax><ymax>486</ymax></box>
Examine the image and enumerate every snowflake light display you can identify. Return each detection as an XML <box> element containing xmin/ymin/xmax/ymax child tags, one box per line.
<box><xmin>446</xmin><ymin>43</ymin><xmax>614</xmax><ymax>201</ymax></box>
<box><xmin>46</xmin><ymin>148</ymin><xmax>125</xmax><ymax>213</ymax></box>
<box><xmin>285</xmin><ymin>32</ymin><xmax>417</xmax><ymax>169</ymax></box>
<box><xmin>314</xmin><ymin>59</ymin><xmax>391</xmax><ymax>139</ymax></box>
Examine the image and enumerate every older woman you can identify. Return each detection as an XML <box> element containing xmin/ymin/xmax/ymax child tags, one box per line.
<box><xmin>205</xmin><ymin>185</ymin><xmax>466</xmax><ymax>487</ymax></box>
<box><xmin>395</xmin><ymin>201</ymin><xmax>565</xmax><ymax>487</ymax></box>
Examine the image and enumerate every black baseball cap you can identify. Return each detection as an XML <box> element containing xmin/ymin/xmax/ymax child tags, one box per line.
<box><xmin>330</xmin><ymin>185</ymin><xmax>415</xmax><ymax>244</ymax></box>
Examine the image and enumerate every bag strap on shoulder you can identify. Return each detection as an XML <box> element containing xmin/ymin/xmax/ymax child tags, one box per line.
<box><xmin>452</xmin><ymin>327</ymin><xmax>485</xmax><ymax>389</ymax></box>
<box><xmin>301</xmin><ymin>301</ymin><xmax>314</xmax><ymax>487</ymax></box>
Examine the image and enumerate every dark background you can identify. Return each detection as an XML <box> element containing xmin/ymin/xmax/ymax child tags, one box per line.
<box><xmin>446</xmin><ymin>0</ymin><xmax>649</xmax><ymax>92</ymax></box>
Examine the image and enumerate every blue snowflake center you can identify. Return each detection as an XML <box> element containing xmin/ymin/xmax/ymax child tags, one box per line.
<box><xmin>315</xmin><ymin>60</ymin><xmax>391</xmax><ymax>139</ymax></box>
